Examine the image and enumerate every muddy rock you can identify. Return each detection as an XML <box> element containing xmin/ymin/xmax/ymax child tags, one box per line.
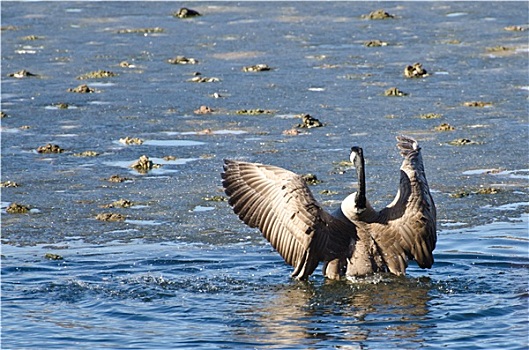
<box><xmin>188</xmin><ymin>76</ymin><xmax>220</xmax><ymax>83</ymax></box>
<box><xmin>504</xmin><ymin>25</ymin><xmax>526</xmax><ymax>31</ymax></box>
<box><xmin>418</xmin><ymin>113</ymin><xmax>442</xmax><ymax>119</ymax></box>
<box><xmin>364</xmin><ymin>40</ymin><xmax>388</xmax><ymax>47</ymax></box>
<box><xmin>77</xmin><ymin>70</ymin><xmax>117</xmax><ymax>80</ymax></box>
<box><xmin>203</xmin><ymin>196</ymin><xmax>227</xmax><ymax>202</ymax></box>
<box><xmin>435</xmin><ymin>123</ymin><xmax>455</xmax><ymax>131</ymax></box>
<box><xmin>362</xmin><ymin>9</ymin><xmax>394</xmax><ymax>20</ymax></box>
<box><xmin>1</xmin><ymin>181</ymin><xmax>20</xmax><ymax>188</ymax></box>
<box><xmin>73</xmin><ymin>150</ymin><xmax>99</xmax><ymax>157</ymax></box>
<box><xmin>22</xmin><ymin>35</ymin><xmax>42</xmax><ymax>40</ymax></box>
<box><xmin>167</xmin><ymin>56</ymin><xmax>198</xmax><ymax>65</ymax></box>
<box><xmin>101</xmin><ymin>199</ymin><xmax>134</xmax><ymax>208</ymax></box>
<box><xmin>242</xmin><ymin>64</ymin><xmax>271</xmax><ymax>72</ymax></box>
<box><xmin>6</xmin><ymin>202</ymin><xmax>29</xmax><ymax>214</ymax></box>
<box><xmin>68</xmin><ymin>84</ymin><xmax>96</xmax><ymax>93</ymax></box>
<box><xmin>282</xmin><ymin>128</ymin><xmax>300</xmax><ymax>136</ymax></box>
<box><xmin>173</xmin><ymin>8</ymin><xmax>201</xmax><ymax>18</ymax></box>
<box><xmin>116</xmin><ymin>27</ymin><xmax>164</xmax><ymax>34</ymax></box>
<box><xmin>302</xmin><ymin>173</ymin><xmax>322</xmax><ymax>185</ymax></box>
<box><xmin>384</xmin><ymin>87</ymin><xmax>407</xmax><ymax>96</ymax></box>
<box><xmin>476</xmin><ymin>187</ymin><xmax>500</xmax><ymax>195</ymax></box>
<box><xmin>95</xmin><ymin>212</ymin><xmax>126</xmax><ymax>222</ymax></box>
<box><xmin>404</xmin><ymin>63</ymin><xmax>429</xmax><ymax>78</ymax></box>
<box><xmin>297</xmin><ymin>114</ymin><xmax>323</xmax><ymax>128</ymax></box>
<box><xmin>106</xmin><ymin>175</ymin><xmax>132</xmax><ymax>183</ymax></box>
<box><xmin>119</xmin><ymin>136</ymin><xmax>144</xmax><ymax>145</ymax></box>
<box><xmin>236</xmin><ymin>109</ymin><xmax>274</xmax><ymax>115</ymax></box>
<box><xmin>319</xmin><ymin>189</ymin><xmax>338</xmax><ymax>195</ymax></box>
<box><xmin>8</xmin><ymin>69</ymin><xmax>37</xmax><ymax>78</ymax></box>
<box><xmin>44</xmin><ymin>253</ymin><xmax>63</xmax><ymax>260</ymax></box>
<box><xmin>463</xmin><ymin>101</ymin><xmax>492</xmax><ymax>107</ymax></box>
<box><xmin>486</xmin><ymin>46</ymin><xmax>513</xmax><ymax>52</ymax></box>
<box><xmin>1</xmin><ymin>111</ymin><xmax>8</xmax><ymax>118</ymax></box>
<box><xmin>54</xmin><ymin>102</ymin><xmax>69</xmax><ymax>109</ymax></box>
<box><xmin>130</xmin><ymin>155</ymin><xmax>161</xmax><ymax>173</ymax></box>
<box><xmin>194</xmin><ymin>105</ymin><xmax>213</xmax><ymax>114</ymax></box>
<box><xmin>448</xmin><ymin>138</ymin><xmax>479</xmax><ymax>146</ymax></box>
<box><xmin>37</xmin><ymin>143</ymin><xmax>64</xmax><ymax>154</ymax></box>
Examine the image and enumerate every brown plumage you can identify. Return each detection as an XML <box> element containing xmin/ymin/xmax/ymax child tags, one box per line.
<box><xmin>221</xmin><ymin>136</ymin><xmax>436</xmax><ymax>280</ymax></box>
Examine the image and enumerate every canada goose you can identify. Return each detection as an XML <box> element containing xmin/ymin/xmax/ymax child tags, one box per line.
<box><xmin>221</xmin><ymin>136</ymin><xmax>436</xmax><ymax>280</ymax></box>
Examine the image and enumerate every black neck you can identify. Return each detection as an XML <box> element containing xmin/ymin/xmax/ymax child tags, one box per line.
<box><xmin>352</xmin><ymin>147</ymin><xmax>367</xmax><ymax>210</ymax></box>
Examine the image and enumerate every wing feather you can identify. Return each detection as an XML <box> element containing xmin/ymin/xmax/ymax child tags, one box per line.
<box><xmin>222</xmin><ymin>159</ymin><xmax>354</xmax><ymax>279</ymax></box>
<box><xmin>373</xmin><ymin>136</ymin><xmax>437</xmax><ymax>273</ymax></box>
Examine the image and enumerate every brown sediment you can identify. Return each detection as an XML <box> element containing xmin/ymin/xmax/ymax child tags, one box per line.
<box><xmin>37</xmin><ymin>144</ymin><xmax>64</xmax><ymax>153</ymax></box>
<box><xmin>282</xmin><ymin>128</ymin><xmax>300</xmax><ymax>136</ymax></box>
<box><xmin>6</xmin><ymin>202</ymin><xmax>29</xmax><ymax>214</ymax></box>
<box><xmin>163</xmin><ymin>155</ymin><xmax>177</xmax><ymax>161</ymax></box>
<box><xmin>404</xmin><ymin>63</ymin><xmax>429</xmax><ymax>78</ymax></box>
<box><xmin>95</xmin><ymin>212</ymin><xmax>126</xmax><ymax>222</ymax></box>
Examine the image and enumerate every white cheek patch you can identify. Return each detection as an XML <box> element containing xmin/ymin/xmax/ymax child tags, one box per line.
<box><xmin>349</xmin><ymin>151</ymin><xmax>357</xmax><ymax>165</ymax></box>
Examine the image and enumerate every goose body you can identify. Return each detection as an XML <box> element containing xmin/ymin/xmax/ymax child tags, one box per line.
<box><xmin>221</xmin><ymin>136</ymin><xmax>436</xmax><ymax>280</ymax></box>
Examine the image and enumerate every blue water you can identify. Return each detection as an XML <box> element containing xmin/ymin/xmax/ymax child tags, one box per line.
<box><xmin>2</xmin><ymin>2</ymin><xmax>528</xmax><ymax>349</ymax></box>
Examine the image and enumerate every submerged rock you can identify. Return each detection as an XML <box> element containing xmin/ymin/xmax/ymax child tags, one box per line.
<box><xmin>463</xmin><ymin>101</ymin><xmax>492</xmax><ymax>107</ymax></box>
<box><xmin>448</xmin><ymin>138</ymin><xmax>479</xmax><ymax>146</ymax></box>
<box><xmin>106</xmin><ymin>175</ymin><xmax>132</xmax><ymax>183</ymax></box>
<box><xmin>6</xmin><ymin>202</ymin><xmax>30</xmax><ymax>214</ymax></box>
<box><xmin>130</xmin><ymin>155</ymin><xmax>161</xmax><ymax>173</ymax></box>
<box><xmin>302</xmin><ymin>173</ymin><xmax>322</xmax><ymax>185</ymax></box>
<box><xmin>364</xmin><ymin>40</ymin><xmax>388</xmax><ymax>47</ymax></box>
<box><xmin>95</xmin><ymin>212</ymin><xmax>126</xmax><ymax>222</ymax></box>
<box><xmin>194</xmin><ymin>105</ymin><xmax>213</xmax><ymax>114</ymax></box>
<box><xmin>119</xmin><ymin>136</ymin><xmax>144</xmax><ymax>145</ymax></box>
<box><xmin>37</xmin><ymin>143</ymin><xmax>64</xmax><ymax>154</ymax></box>
<box><xmin>188</xmin><ymin>76</ymin><xmax>220</xmax><ymax>83</ymax></box>
<box><xmin>44</xmin><ymin>253</ymin><xmax>63</xmax><ymax>260</ymax></box>
<box><xmin>362</xmin><ymin>9</ymin><xmax>394</xmax><ymax>20</ymax></box>
<box><xmin>68</xmin><ymin>84</ymin><xmax>96</xmax><ymax>93</ymax></box>
<box><xmin>167</xmin><ymin>56</ymin><xmax>198</xmax><ymax>65</ymax></box>
<box><xmin>236</xmin><ymin>109</ymin><xmax>274</xmax><ymax>115</ymax></box>
<box><xmin>296</xmin><ymin>114</ymin><xmax>323</xmax><ymax>128</ymax></box>
<box><xmin>242</xmin><ymin>64</ymin><xmax>271</xmax><ymax>72</ymax></box>
<box><xmin>434</xmin><ymin>123</ymin><xmax>455</xmax><ymax>131</ymax></box>
<box><xmin>116</xmin><ymin>27</ymin><xmax>164</xmax><ymax>34</ymax></box>
<box><xmin>73</xmin><ymin>150</ymin><xmax>99</xmax><ymax>157</ymax></box>
<box><xmin>418</xmin><ymin>113</ymin><xmax>442</xmax><ymax>119</ymax></box>
<box><xmin>173</xmin><ymin>8</ymin><xmax>201</xmax><ymax>18</ymax></box>
<box><xmin>77</xmin><ymin>70</ymin><xmax>117</xmax><ymax>80</ymax></box>
<box><xmin>404</xmin><ymin>63</ymin><xmax>429</xmax><ymax>78</ymax></box>
<box><xmin>101</xmin><ymin>199</ymin><xmax>134</xmax><ymax>208</ymax></box>
<box><xmin>8</xmin><ymin>69</ymin><xmax>38</xmax><ymax>78</ymax></box>
<box><xmin>384</xmin><ymin>87</ymin><xmax>407</xmax><ymax>96</ymax></box>
<box><xmin>1</xmin><ymin>181</ymin><xmax>20</xmax><ymax>188</ymax></box>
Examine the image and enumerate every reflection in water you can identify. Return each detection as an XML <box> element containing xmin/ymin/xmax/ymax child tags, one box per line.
<box><xmin>231</xmin><ymin>276</ymin><xmax>432</xmax><ymax>348</ymax></box>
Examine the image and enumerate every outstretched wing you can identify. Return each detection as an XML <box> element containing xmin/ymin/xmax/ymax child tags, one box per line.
<box><xmin>373</xmin><ymin>136</ymin><xmax>437</xmax><ymax>274</ymax></box>
<box><xmin>221</xmin><ymin>160</ymin><xmax>354</xmax><ymax>280</ymax></box>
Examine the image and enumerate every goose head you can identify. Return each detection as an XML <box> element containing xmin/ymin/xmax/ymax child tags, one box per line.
<box><xmin>350</xmin><ymin>146</ymin><xmax>364</xmax><ymax>169</ymax></box>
